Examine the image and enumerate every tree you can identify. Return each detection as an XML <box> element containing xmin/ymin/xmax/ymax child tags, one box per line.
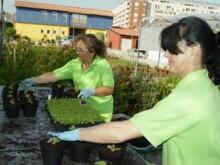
<box><xmin>4</xmin><ymin>27</ymin><xmax>16</xmax><ymax>41</ymax></box>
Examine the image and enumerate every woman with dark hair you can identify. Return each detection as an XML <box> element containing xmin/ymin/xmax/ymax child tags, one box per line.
<box><xmin>49</xmin><ymin>16</ymin><xmax>220</xmax><ymax>164</ymax></box>
<box><xmin>20</xmin><ymin>34</ymin><xmax>114</xmax><ymax>122</ymax></box>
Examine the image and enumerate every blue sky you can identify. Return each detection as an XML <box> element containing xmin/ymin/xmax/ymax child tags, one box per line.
<box><xmin>2</xmin><ymin>0</ymin><xmax>220</xmax><ymax>14</ymax></box>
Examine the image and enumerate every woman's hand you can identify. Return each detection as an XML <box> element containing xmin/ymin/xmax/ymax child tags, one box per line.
<box><xmin>48</xmin><ymin>129</ymin><xmax>81</xmax><ymax>141</ymax></box>
<box><xmin>78</xmin><ymin>88</ymin><xmax>95</xmax><ymax>99</ymax></box>
<box><xmin>20</xmin><ymin>77</ymin><xmax>35</xmax><ymax>88</ymax></box>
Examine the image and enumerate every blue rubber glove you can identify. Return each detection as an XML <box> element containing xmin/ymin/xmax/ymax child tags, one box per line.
<box><xmin>20</xmin><ymin>77</ymin><xmax>35</xmax><ymax>88</ymax></box>
<box><xmin>78</xmin><ymin>88</ymin><xmax>95</xmax><ymax>99</ymax></box>
<box><xmin>48</xmin><ymin>129</ymin><xmax>80</xmax><ymax>141</ymax></box>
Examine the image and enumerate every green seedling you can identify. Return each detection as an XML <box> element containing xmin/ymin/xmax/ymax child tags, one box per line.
<box><xmin>107</xmin><ymin>144</ymin><xmax>121</xmax><ymax>152</ymax></box>
<box><xmin>68</xmin><ymin>125</ymin><xmax>75</xmax><ymax>130</ymax></box>
<box><xmin>47</xmin><ymin>98</ymin><xmax>103</xmax><ymax>126</ymax></box>
<box><xmin>9</xmin><ymin>99</ymin><xmax>15</xmax><ymax>104</ymax></box>
<box><xmin>47</xmin><ymin>137</ymin><xmax>60</xmax><ymax>145</ymax></box>
<box><xmin>94</xmin><ymin>161</ymin><xmax>107</xmax><ymax>165</ymax></box>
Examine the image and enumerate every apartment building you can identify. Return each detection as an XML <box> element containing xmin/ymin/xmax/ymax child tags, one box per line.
<box><xmin>149</xmin><ymin>0</ymin><xmax>220</xmax><ymax>18</ymax></box>
<box><xmin>113</xmin><ymin>0</ymin><xmax>220</xmax><ymax>28</ymax></box>
<box><xmin>113</xmin><ymin>0</ymin><xmax>147</xmax><ymax>28</ymax></box>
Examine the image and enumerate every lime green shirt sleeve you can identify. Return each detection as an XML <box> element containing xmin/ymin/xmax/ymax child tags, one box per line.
<box><xmin>53</xmin><ymin>60</ymin><xmax>75</xmax><ymax>80</ymax></box>
<box><xmin>130</xmin><ymin>92</ymin><xmax>202</xmax><ymax>147</ymax></box>
<box><xmin>100</xmin><ymin>60</ymin><xmax>114</xmax><ymax>87</ymax></box>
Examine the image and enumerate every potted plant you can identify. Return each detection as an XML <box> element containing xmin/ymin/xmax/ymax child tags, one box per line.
<box><xmin>127</xmin><ymin>137</ymin><xmax>151</xmax><ymax>155</ymax></box>
<box><xmin>47</xmin><ymin>98</ymin><xmax>104</xmax><ymax>162</ymax></box>
<box><xmin>63</xmin><ymin>88</ymin><xmax>80</xmax><ymax>98</ymax></box>
<box><xmin>68</xmin><ymin>141</ymin><xmax>92</xmax><ymax>163</ymax></box>
<box><xmin>94</xmin><ymin>161</ymin><xmax>107</xmax><ymax>165</ymax></box>
<box><xmin>98</xmin><ymin>144</ymin><xmax>125</xmax><ymax>165</ymax></box>
<box><xmin>47</xmin><ymin>98</ymin><xmax>104</xmax><ymax>128</ymax></box>
<box><xmin>5</xmin><ymin>98</ymin><xmax>19</xmax><ymax>118</ymax></box>
<box><xmin>2</xmin><ymin>93</ymin><xmax>14</xmax><ymax>111</ymax></box>
<box><xmin>3</xmin><ymin>83</ymin><xmax>19</xmax><ymax>96</ymax></box>
<box><xmin>19</xmin><ymin>90</ymin><xmax>38</xmax><ymax>117</ymax></box>
<box><xmin>22</xmin><ymin>95</ymin><xmax>38</xmax><ymax>117</ymax></box>
<box><xmin>19</xmin><ymin>90</ymin><xmax>34</xmax><ymax>101</ymax></box>
<box><xmin>52</xmin><ymin>83</ymin><xmax>64</xmax><ymax>98</ymax></box>
<box><xmin>40</xmin><ymin>137</ymin><xmax>66</xmax><ymax>165</ymax></box>
<box><xmin>58</xmin><ymin>125</ymin><xmax>93</xmax><ymax>163</ymax></box>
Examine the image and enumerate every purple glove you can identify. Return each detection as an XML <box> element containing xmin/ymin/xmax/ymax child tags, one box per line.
<box><xmin>78</xmin><ymin>88</ymin><xmax>95</xmax><ymax>99</ymax></box>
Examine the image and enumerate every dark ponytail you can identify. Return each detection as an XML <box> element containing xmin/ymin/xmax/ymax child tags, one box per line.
<box><xmin>207</xmin><ymin>31</ymin><xmax>220</xmax><ymax>85</ymax></box>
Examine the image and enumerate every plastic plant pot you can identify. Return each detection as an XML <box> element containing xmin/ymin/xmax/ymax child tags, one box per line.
<box><xmin>63</xmin><ymin>88</ymin><xmax>80</xmax><ymax>98</ymax></box>
<box><xmin>127</xmin><ymin>137</ymin><xmax>152</xmax><ymax>155</ymax></box>
<box><xmin>40</xmin><ymin>139</ymin><xmax>66</xmax><ymax>165</ymax></box>
<box><xmin>52</xmin><ymin>84</ymin><xmax>64</xmax><ymax>98</ymax></box>
<box><xmin>98</xmin><ymin>144</ymin><xmax>125</xmax><ymax>164</ymax></box>
<box><xmin>69</xmin><ymin>141</ymin><xmax>91</xmax><ymax>162</ymax></box>
<box><xmin>5</xmin><ymin>102</ymin><xmax>19</xmax><ymax>118</ymax></box>
<box><xmin>22</xmin><ymin>101</ymin><xmax>38</xmax><ymax>117</ymax></box>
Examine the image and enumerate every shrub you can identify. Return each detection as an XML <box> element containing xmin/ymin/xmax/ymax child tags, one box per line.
<box><xmin>113</xmin><ymin>65</ymin><xmax>180</xmax><ymax>116</ymax></box>
<box><xmin>0</xmin><ymin>42</ymin><xmax>76</xmax><ymax>84</ymax></box>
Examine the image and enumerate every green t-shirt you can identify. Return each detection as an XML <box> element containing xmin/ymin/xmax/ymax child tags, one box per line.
<box><xmin>130</xmin><ymin>70</ymin><xmax>220</xmax><ymax>165</ymax></box>
<box><xmin>53</xmin><ymin>57</ymin><xmax>114</xmax><ymax>122</ymax></box>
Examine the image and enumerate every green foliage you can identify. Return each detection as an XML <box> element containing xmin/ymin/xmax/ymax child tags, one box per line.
<box><xmin>94</xmin><ymin>161</ymin><xmax>107</xmax><ymax>165</ymax></box>
<box><xmin>5</xmin><ymin>22</ymin><xmax>13</xmax><ymax>28</ymax></box>
<box><xmin>47</xmin><ymin>98</ymin><xmax>104</xmax><ymax>126</ymax></box>
<box><xmin>95</xmin><ymin>32</ymin><xmax>105</xmax><ymax>42</ymax></box>
<box><xmin>55</xmin><ymin>35</ymin><xmax>61</xmax><ymax>41</ymax></box>
<box><xmin>107</xmin><ymin>144</ymin><xmax>121</xmax><ymax>152</ymax></box>
<box><xmin>0</xmin><ymin>39</ymin><xmax>181</xmax><ymax>117</ymax></box>
<box><xmin>0</xmin><ymin>41</ymin><xmax>76</xmax><ymax>84</ymax></box>
<box><xmin>4</xmin><ymin>27</ymin><xmax>16</xmax><ymax>41</ymax></box>
<box><xmin>113</xmin><ymin>66</ymin><xmax>180</xmax><ymax>116</ymax></box>
<box><xmin>145</xmin><ymin>161</ymin><xmax>156</xmax><ymax>165</ymax></box>
<box><xmin>47</xmin><ymin>137</ymin><xmax>60</xmax><ymax>145</ymax></box>
<box><xmin>33</xmin><ymin>46</ymin><xmax>75</xmax><ymax>74</ymax></box>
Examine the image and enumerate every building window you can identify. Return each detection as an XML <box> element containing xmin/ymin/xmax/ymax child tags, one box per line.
<box><xmin>62</xmin><ymin>13</ymin><xmax>68</xmax><ymax>24</ymax></box>
<box><xmin>62</xmin><ymin>31</ymin><xmax>65</xmax><ymax>35</ymax></box>
<box><xmin>47</xmin><ymin>30</ymin><xmax>50</xmax><ymax>34</ymax></box>
<box><xmin>41</xmin><ymin>29</ymin><xmax>44</xmax><ymax>33</ymax></box>
<box><xmin>134</xmin><ymin>8</ymin><xmax>139</xmax><ymax>12</ymax></box>
<box><xmin>185</xmin><ymin>3</ymin><xmax>193</xmax><ymax>7</ymax></box>
<box><xmin>42</xmin><ymin>11</ymin><xmax>47</xmax><ymax>22</ymax></box>
<box><xmin>52</xmin><ymin>12</ymin><xmax>58</xmax><ymax>22</ymax></box>
<box><xmin>53</xmin><ymin>30</ymin><xmax>56</xmax><ymax>34</ymax></box>
<box><xmin>79</xmin><ymin>15</ymin><xmax>87</xmax><ymax>24</ymax></box>
<box><xmin>72</xmin><ymin>14</ymin><xmax>87</xmax><ymax>26</ymax></box>
<box><xmin>208</xmin><ymin>6</ymin><xmax>214</xmax><ymax>9</ymax></box>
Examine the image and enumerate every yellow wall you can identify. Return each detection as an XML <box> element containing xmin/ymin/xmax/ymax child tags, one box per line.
<box><xmin>85</xmin><ymin>29</ymin><xmax>107</xmax><ymax>41</ymax></box>
<box><xmin>15</xmin><ymin>23</ymin><xmax>69</xmax><ymax>41</ymax></box>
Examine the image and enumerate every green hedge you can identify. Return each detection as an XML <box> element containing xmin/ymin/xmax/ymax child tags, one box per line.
<box><xmin>113</xmin><ymin>66</ymin><xmax>180</xmax><ymax>116</ymax></box>
<box><xmin>0</xmin><ymin>39</ymin><xmax>75</xmax><ymax>84</ymax></box>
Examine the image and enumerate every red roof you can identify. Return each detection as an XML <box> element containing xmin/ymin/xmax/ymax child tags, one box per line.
<box><xmin>110</xmin><ymin>27</ymin><xmax>139</xmax><ymax>37</ymax></box>
<box><xmin>15</xmin><ymin>1</ymin><xmax>113</xmax><ymax>17</ymax></box>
